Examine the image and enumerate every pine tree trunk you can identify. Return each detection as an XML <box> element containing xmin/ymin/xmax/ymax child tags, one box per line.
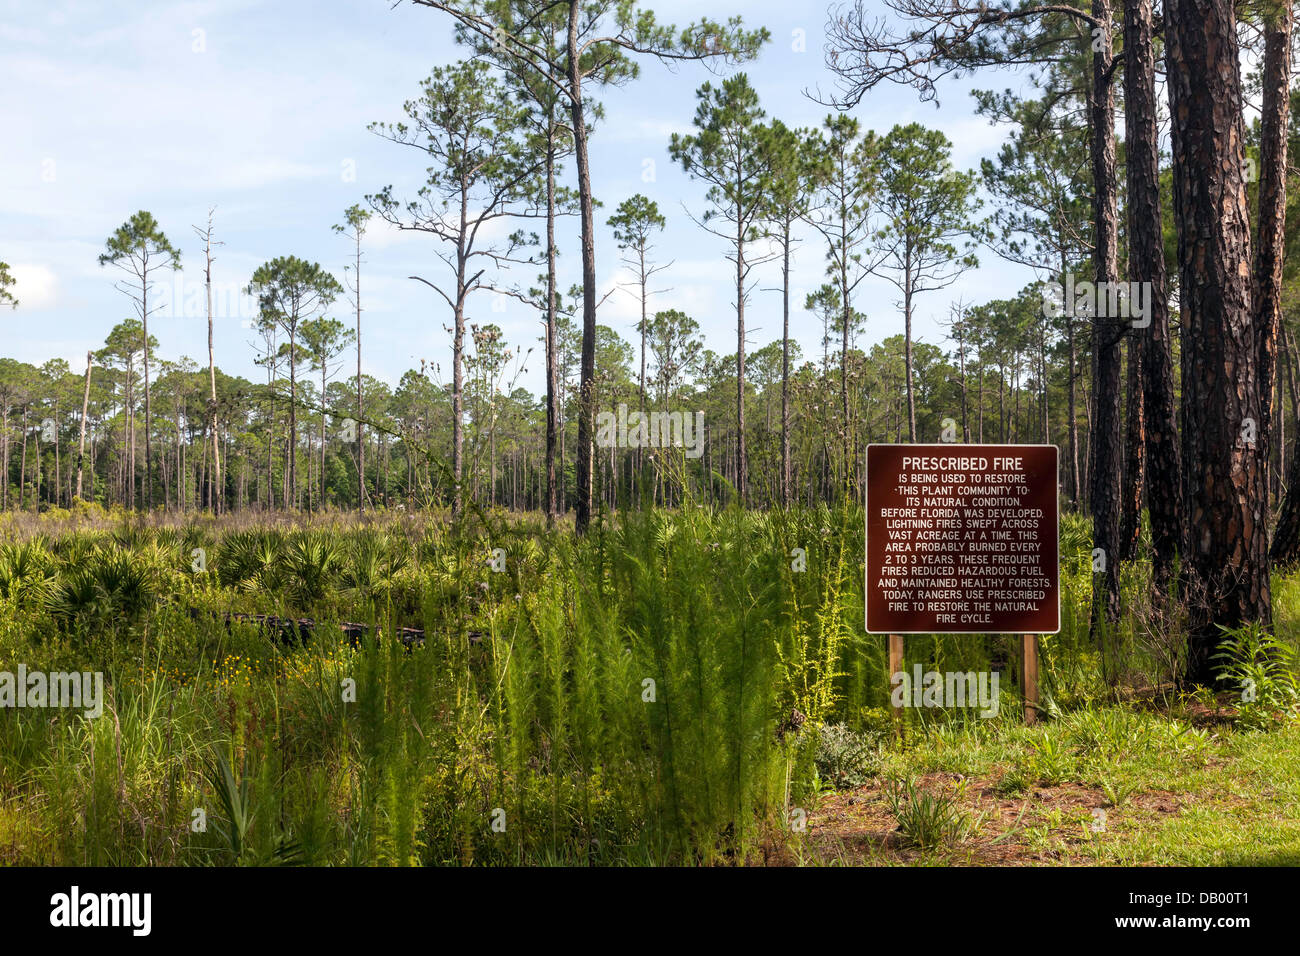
<box><xmin>451</xmin><ymin>194</ymin><xmax>468</xmax><ymax>518</ymax></box>
<box><xmin>1120</xmin><ymin>337</ymin><xmax>1146</xmax><ymax>561</ymax></box>
<box><xmin>569</xmin><ymin>0</ymin><xmax>596</xmax><ymax>533</ymax></box>
<box><xmin>1258</xmin><ymin>4</ymin><xmax>1294</xmax><ymax>546</ymax></box>
<box><xmin>76</xmin><ymin>351</ymin><xmax>91</xmax><ymax>501</ymax></box>
<box><xmin>1167</xmin><ymin>0</ymin><xmax>1272</xmax><ymax>684</ymax></box>
<box><xmin>904</xmin><ymin>276</ymin><xmax>917</xmax><ymax>442</ymax></box>
<box><xmin>735</xmin><ymin>185</ymin><xmax>749</xmax><ymax>505</ymax></box>
<box><xmin>781</xmin><ymin>222</ymin><xmax>792</xmax><ymax>507</ymax></box>
<box><xmin>355</xmin><ymin>231</ymin><xmax>365</xmax><ymax>514</ymax></box>
<box><xmin>1125</xmin><ymin>0</ymin><xmax>1184</xmax><ymax>589</ymax></box>
<box><xmin>205</xmin><ymin>231</ymin><xmax>221</xmax><ymax>514</ymax></box>
<box><xmin>840</xmin><ymin>244</ymin><xmax>851</xmax><ymax>475</ymax></box>
<box><xmin>143</xmin><ymin>280</ymin><xmax>152</xmax><ymax>510</ymax></box>
<box><xmin>288</xmin><ymin>325</ymin><xmax>298</xmax><ymax>510</ymax></box>
<box><xmin>545</xmin><ymin>142</ymin><xmax>560</xmax><ymax>526</ymax></box>
<box><xmin>1088</xmin><ymin>0</ymin><xmax>1123</xmax><ymax>629</ymax></box>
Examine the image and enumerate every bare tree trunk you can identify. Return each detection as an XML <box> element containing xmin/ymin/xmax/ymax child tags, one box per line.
<box><xmin>288</xmin><ymin>326</ymin><xmax>298</xmax><ymax>510</ymax></box>
<box><xmin>1</xmin><ymin>408</ymin><xmax>7</xmax><ymax>510</ymax></box>
<box><xmin>1255</xmin><ymin>1</ymin><xmax>1292</xmax><ymax>450</ymax></box>
<box><xmin>1068</xmin><ymin>317</ymin><xmax>1079</xmax><ymax>502</ymax></box>
<box><xmin>1258</xmin><ymin>2</ymin><xmax>1294</xmax><ymax>539</ymax></box>
<box><xmin>1167</xmin><ymin>0</ymin><xmax>1271</xmax><ymax>683</ymax></box>
<box><xmin>840</xmin><ymin>243</ymin><xmax>851</xmax><ymax>476</ymax></box>
<box><xmin>19</xmin><ymin>407</ymin><xmax>28</xmax><ymax>511</ymax></box>
<box><xmin>545</xmin><ymin>140</ymin><xmax>560</xmax><ymax>526</ymax></box>
<box><xmin>1088</xmin><ymin>0</ymin><xmax>1123</xmax><ymax>630</ymax></box>
<box><xmin>321</xmin><ymin>361</ymin><xmax>328</xmax><ymax>508</ymax></box>
<box><xmin>143</xmin><ymin>284</ymin><xmax>152</xmax><ymax>510</ymax></box>
<box><xmin>569</xmin><ymin>0</ymin><xmax>596</xmax><ymax>533</ymax></box>
<box><xmin>451</xmin><ymin>208</ymin><xmax>468</xmax><ymax>518</ymax></box>
<box><xmin>1039</xmin><ymin>318</ymin><xmax>1048</xmax><ymax>443</ymax></box>
<box><xmin>781</xmin><ymin>224</ymin><xmax>792</xmax><ymax>506</ymax></box>
<box><xmin>957</xmin><ymin>318</ymin><xmax>970</xmax><ymax>442</ymax></box>
<box><xmin>735</xmin><ymin>218</ymin><xmax>749</xmax><ymax>505</ymax></box>
<box><xmin>266</xmin><ymin>360</ymin><xmax>274</xmax><ymax>511</ymax></box>
<box><xmin>204</xmin><ymin>222</ymin><xmax>222</xmax><ymax>514</ymax></box>
<box><xmin>1120</xmin><ymin>336</ymin><xmax>1145</xmax><ymax>561</ymax></box>
<box><xmin>76</xmin><ymin>351</ymin><xmax>91</xmax><ymax>501</ymax></box>
<box><xmin>904</xmin><ymin>274</ymin><xmax>917</xmax><ymax>442</ymax></box>
<box><xmin>1125</xmin><ymin>0</ymin><xmax>1183</xmax><ymax>589</ymax></box>
<box><xmin>127</xmin><ymin>359</ymin><xmax>136</xmax><ymax>508</ymax></box>
<box><xmin>355</xmin><ymin>228</ymin><xmax>366</xmax><ymax>514</ymax></box>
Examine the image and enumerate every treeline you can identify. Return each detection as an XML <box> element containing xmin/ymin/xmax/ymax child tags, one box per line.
<box><xmin>0</xmin><ymin>0</ymin><xmax>1080</xmax><ymax>521</ymax></box>
<box><xmin>0</xmin><ymin>303</ymin><xmax>1081</xmax><ymax>516</ymax></box>
<box><xmin>4</xmin><ymin>0</ymin><xmax>1300</xmax><ymax>685</ymax></box>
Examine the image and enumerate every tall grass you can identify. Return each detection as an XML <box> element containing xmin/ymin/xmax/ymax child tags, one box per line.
<box><xmin>1</xmin><ymin>502</ymin><xmax>1290</xmax><ymax>865</ymax></box>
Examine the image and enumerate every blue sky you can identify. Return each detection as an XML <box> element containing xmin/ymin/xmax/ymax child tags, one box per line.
<box><xmin>2</xmin><ymin>0</ymin><xmax>1039</xmax><ymax>397</ymax></box>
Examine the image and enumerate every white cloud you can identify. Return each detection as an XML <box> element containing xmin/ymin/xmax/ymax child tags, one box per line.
<box><xmin>364</xmin><ymin>217</ymin><xmax>430</xmax><ymax>252</ymax></box>
<box><xmin>7</xmin><ymin>263</ymin><xmax>59</xmax><ymax>310</ymax></box>
<box><xmin>942</xmin><ymin>116</ymin><xmax>1010</xmax><ymax>168</ymax></box>
<box><xmin>0</xmin><ymin>0</ymin><xmax>1046</xmax><ymax>401</ymax></box>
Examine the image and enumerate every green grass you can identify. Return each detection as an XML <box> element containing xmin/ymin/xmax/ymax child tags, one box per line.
<box><xmin>0</xmin><ymin>503</ymin><xmax>1296</xmax><ymax>866</ymax></box>
<box><xmin>801</xmin><ymin>705</ymin><xmax>1300</xmax><ymax>866</ymax></box>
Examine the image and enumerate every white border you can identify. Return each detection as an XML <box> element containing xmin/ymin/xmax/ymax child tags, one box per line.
<box><xmin>864</xmin><ymin>442</ymin><xmax>1062</xmax><ymax>635</ymax></box>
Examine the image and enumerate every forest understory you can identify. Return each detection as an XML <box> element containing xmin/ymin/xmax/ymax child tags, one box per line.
<box><xmin>0</xmin><ymin>504</ymin><xmax>1295</xmax><ymax>867</ymax></box>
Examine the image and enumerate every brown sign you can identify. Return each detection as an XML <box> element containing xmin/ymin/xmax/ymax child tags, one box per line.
<box><xmin>865</xmin><ymin>444</ymin><xmax>1059</xmax><ymax>634</ymax></box>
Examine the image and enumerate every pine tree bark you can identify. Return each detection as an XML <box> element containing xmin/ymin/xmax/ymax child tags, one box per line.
<box><xmin>1167</xmin><ymin>0</ymin><xmax>1272</xmax><ymax>684</ymax></box>
<box><xmin>203</xmin><ymin>223</ymin><xmax>222</xmax><ymax>514</ymax></box>
<box><xmin>1255</xmin><ymin>1</ymin><xmax>1292</xmax><ymax>452</ymax></box>
<box><xmin>840</xmin><ymin>235</ymin><xmax>852</xmax><ymax>474</ymax></box>
<box><xmin>354</xmin><ymin>230</ymin><xmax>365</xmax><ymax>515</ymax></box>
<box><xmin>569</xmin><ymin>0</ymin><xmax>597</xmax><ymax>533</ymax></box>
<box><xmin>904</xmin><ymin>277</ymin><xmax>917</xmax><ymax>442</ymax></box>
<box><xmin>1274</xmin><ymin>339</ymin><xmax>1300</xmax><ymax>565</ymax></box>
<box><xmin>1259</xmin><ymin>4</ymin><xmax>1296</xmax><ymax>562</ymax></box>
<box><xmin>76</xmin><ymin>351</ymin><xmax>91</xmax><ymax>502</ymax></box>
<box><xmin>1088</xmin><ymin>0</ymin><xmax>1123</xmax><ymax>627</ymax></box>
<box><xmin>545</xmin><ymin>140</ymin><xmax>560</xmax><ymax>527</ymax></box>
<box><xmin>736</xmin><ymin>211</ymin><xmax>748</xmax><ymax>505</ymax></box>
<box><xmin>451</xmin><ymin>184</ymin><xmax>469</xmax><ymax>519</ymax></box>
<box><xmin>143</xmin><ymin>283</ymin><xmax>153</xmax><ymax>510</ymax></box>
<box><xmin>1120</xmin><ymin>337</ymin><xmax>1145</xmax><ymax>562</ymax></box>
<box><xmin>1125</xmin><ymin>0</ymin><xmax>1183</xmax><ymax>590</ymax></box>
<box><xmin>781</xmin><ymin>222</ymin><xmax>792</xmax><ymax>507</ymax></box>
<box><xmin>287</xmin><ymin>325</ymin><xmax>298</xmax><ymax>510</ymax></box>
<box><xmin>1064</xmin><ymin>246</ymin><xmax>1081</xmax><ymax>503</ymax></box>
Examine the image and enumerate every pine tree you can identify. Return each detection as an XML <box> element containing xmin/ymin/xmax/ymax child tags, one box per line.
<box><xmin>98</xmin><ymin>211</ymin><xmax>181</xmax><ymax>509</ymax></box>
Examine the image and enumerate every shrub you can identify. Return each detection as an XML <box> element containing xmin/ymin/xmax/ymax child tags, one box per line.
<box><xmin>814</xmin><ymin>723</ymin><xmax>880</xmax><ymax>790</ymax></box>
<box><xmin>1213</xmin><ymin>623</ymin><xmax>1300</xmax><ymax>732</ymax></box>
<box><xmin>884</xmin><ymin>777</ymin><xmax>974</xmax><ymax>850</ymax></box>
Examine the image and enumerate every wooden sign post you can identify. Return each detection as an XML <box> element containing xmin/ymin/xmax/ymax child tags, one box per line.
<box><xmin>1021</xmin><ymin>633</ymin><xmax>1040</xmax><ymax>725</ymax></box>
<box><xmin>888</xmin><ymin>633</ymin><xmax>906</xmax><ymax>736</ymax></box>
<box><xmin>866</xmin><ymin>444</ymin><xmax>1059</xmax><ymax>726</ymax></box>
